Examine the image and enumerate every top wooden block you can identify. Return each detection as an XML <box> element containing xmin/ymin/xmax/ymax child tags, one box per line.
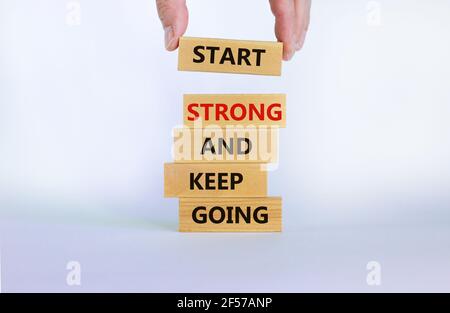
<box><xmin>178</xmin><ymin>37</ymin><xmax>283</xmax><ymax>76</ymax></box>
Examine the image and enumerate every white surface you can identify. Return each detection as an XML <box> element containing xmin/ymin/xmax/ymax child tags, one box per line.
<box><xmin>1</xmin><ymin>217</ymin><xmax>450</xmax><ymax>292</ymax></box>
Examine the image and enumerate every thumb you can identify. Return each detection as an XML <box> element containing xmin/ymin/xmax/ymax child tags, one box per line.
<box><xmin>269</xmin><ymin>0</ymin><xmax>296</xmax><ymax>61</ymax></box>
<box><xmin>156</xmin><ymin>0</ymin><xmax>189</xmax><ymax>51</ymax></box>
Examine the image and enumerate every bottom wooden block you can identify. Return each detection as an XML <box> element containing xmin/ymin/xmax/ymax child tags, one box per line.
<box><xmin>179</xmin><ymin>197</ymin><xmax>282</xmax><ymax>232</ymax></box>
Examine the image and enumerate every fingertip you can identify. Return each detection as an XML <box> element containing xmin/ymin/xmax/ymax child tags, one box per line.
<box><xmin>165</xmin><ymin>40</ymin><xmax>179</xmax><ymax>51</ymax></box>
<box><xmin>158</xmin><ymin>0</ymin><xmax>188</xmax><ymax>51</ymax></box>
<box><xmin>164</xmin><ymin>26</ymin><xmax>177</xmax><ymax>51</ymax></box>
<box><xmin>295</xmin><ymin>29</ymin><xmax>308</xmax><ymax>51</ymax></box>
<box><xmin>283</xmin><ymin>51</ymin><xmax>294</xmax><ymax>61</ymax></box>
<box><xmin>283</xmin><ymin>44</ymin><xmax>296</xmax><ymax>61</ymax></box>
<box><xmin>270</xmin><ymin>0</ymin><xmax>296</xmax><ymax>61</ymax></box>
<box><xmin>277</xmin><ymin>31</ymin><xmax>296</xmax><ymax>61</ymax></box>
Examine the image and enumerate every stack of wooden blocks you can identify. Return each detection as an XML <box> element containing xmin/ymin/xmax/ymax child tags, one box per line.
<box><xmin>164</xmin><ymin>37</ymin><xmax>286</xmax><ymax>232</ymax></box>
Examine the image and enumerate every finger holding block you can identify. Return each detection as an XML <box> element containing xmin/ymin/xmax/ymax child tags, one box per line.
<box><xmin>179</xmin><ymin>197</ymin><xmax>282</xmax><ymax>232</ymax></box>
<box><xmin>164</xmin><ymin>163</ymin><xmax>267</xmax><ymax>198</ymax></box>
<box><xmin>178</xmin><ymin>37</ymin><xmax>283</xmax><ymax>76</ymax></box>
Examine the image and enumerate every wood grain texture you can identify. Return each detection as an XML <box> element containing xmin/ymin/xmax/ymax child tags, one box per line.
<box><xmin>178</xmin><ymin>37</ymin><xmax>283</xmax><ymax>76</ymax></box>
<box><xmin>164</xmin><ymin>163</ymin><xmax>267</xmax><ymax>198</ymax></box>
<box><xmin>179</xmin><ymin>197</ymin><xmax>282</xmax><ymax>232</ymax></box>
<box><xmin>173</xmin><ymin>127</ymin><xmax>279</xmax><ymax>163</ymax></box>
<box><xmin>183</xmin><ymin>94</ymin><xmax>286</xmax><ymax>128</ymax></box>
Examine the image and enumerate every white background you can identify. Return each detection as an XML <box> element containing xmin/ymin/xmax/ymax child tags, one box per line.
<box><xmin>1</xmin><ymin>0</ymin><xmax>450</xmax><ymax>292</ymax></box>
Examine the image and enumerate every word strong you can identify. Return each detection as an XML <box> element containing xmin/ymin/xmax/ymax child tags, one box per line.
<box><xmin>164</xmin><ymin>163</ymin><xmax>267</xmax><ymax>197</ymax></box>
<box><xmin>178</xmin><ymin>37</ymin><xmax>283</xmax><ymax>76</ymax></box>
<box><xmin>183</xmin><ymin>94</ymin><xmax>286</xmax><ymax>127</ymax></box>
<box><xmin>179</xmin><ymin>197</ymin><xmax>282</xmax><ymax>232</ymax></box>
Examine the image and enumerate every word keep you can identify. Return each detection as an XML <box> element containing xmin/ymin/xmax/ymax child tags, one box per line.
<box><xmin>190</xmin><ymin>172</ymin><xmax>243</xmax><ymax>190</ymax></box>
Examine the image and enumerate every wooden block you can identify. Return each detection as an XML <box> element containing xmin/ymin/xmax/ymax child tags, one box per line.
<box><xmin>173</xmin><ymin>127</ymin><xmax>279</xmax><ymax>163</ymax></box>
<box><xmin>179</xmin><ymin>197</ymin><xmax>282</xmax><ymax>232</ymax></box>
<box><xmin>178</xmin><ymin>37</ymin><xmax>283</xmax><ymax>76</ymax></box>
<box><xmin>183</xmin><ymin>94</ymin><xmax>286</xmax><ymax>128</ymax></box>
<box><xmin>164</xmin><ymin>163</ymin><xmax>267</xmax><ymax>198</ymax></box>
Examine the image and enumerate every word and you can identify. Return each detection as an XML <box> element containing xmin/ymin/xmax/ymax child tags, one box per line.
<box><xmin>172</xmin><ymin>127</ymin><xmax>279</xmax><ymax>163</ymax></box>
<box><xmin>201</xmin><ymin>137</ymin><xmax>251</xmax><ymax>155</ymax></box>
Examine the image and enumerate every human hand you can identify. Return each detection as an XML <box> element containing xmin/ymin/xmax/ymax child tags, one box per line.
<box><xmin>269</xmin><ymin>0</ymin><xmax>311</xmax><ymax>60</ymax></box>
<box><xmin>156</xmin><ymin>0</ymin><xmax>311</xmax><ymax>61</ymax></box>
